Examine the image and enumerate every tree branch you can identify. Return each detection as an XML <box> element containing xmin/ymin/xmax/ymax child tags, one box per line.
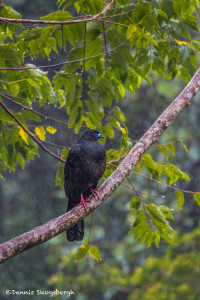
<box><xmin>0</xmin><ymin>38</ymin><xmax>130</xmax><ymax>71</ymax></box>
<box><xmin>0</xmin><ymin>92</ymin><xmax>70</xmax><ymax>127</ymax></box>
<box><xmin>1</xmin><ymin>67</ymin><xmax>200</xmax><ymax>263</ymax></box>
<box><xmin>0</xmin><ymin>100</ymin><xmax>65</xmax><ymax>163</ymax></box>
<box><xmin>0</xmin><ymin>1</ymin><xmax>114</xmax><ymax>25</ymax></box>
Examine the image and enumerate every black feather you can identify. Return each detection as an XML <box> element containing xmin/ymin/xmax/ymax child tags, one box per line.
<box><xmin>64</xmin><ymin>129</ymin><xmax>106</xmax><ymax>242</ymax></box>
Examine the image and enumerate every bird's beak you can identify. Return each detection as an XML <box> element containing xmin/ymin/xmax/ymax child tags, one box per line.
<box><xmin>97</xmin><ymin>133</ymin><xmax>104</xmax><ymax>139</ymax></box>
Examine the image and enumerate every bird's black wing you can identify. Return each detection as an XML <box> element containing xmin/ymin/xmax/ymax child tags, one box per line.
<box><xmin>64</xmin><ymin>144</ymin><xmax>85</xmax><ymax>241</ymax></box>
<box><xmin>64</xmin><ymin>143</ymin><xmax>83</xmax><ymax>198</ymax></box>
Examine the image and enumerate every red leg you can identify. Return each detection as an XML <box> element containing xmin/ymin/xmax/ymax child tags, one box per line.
<box><xmin>90</xmin><ymin>187</ymin><xmax>99</xmax><ymax>198</ymax></box>
<box><xmin>76</xmin><ymin>194</ymin><xmax>91</xmax><ymax>210</ymax></box>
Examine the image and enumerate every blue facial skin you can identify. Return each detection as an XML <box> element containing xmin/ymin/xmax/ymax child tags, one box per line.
<box><xmin>94</xmin><ymin>133</ymin><xmax>104</xmax><ymax>139</ymax></box>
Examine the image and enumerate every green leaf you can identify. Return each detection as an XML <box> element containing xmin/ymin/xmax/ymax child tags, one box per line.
<box><xmin>161</xmin><ymin>231</ymin><xmax>175</xmax><ymax>244</ymax></box>
<box><xmin>114</xmin><ymin>108</ymin><xmax>125</xmax><ymax>122</ymax></box>
<box><xmin>6</xmin><ymin>143</ymin><xmax>16</xmax><ymax>171</ymax></box>
<box><xmin>182</xmin><ymin>14</ymin><xmax>199</xmax><ymax>32</ymax></box>
<box><xmin>55</xmin><ymin>161</ymin><xmax>65</xmax><ymax>189</ymax></box>
<box><xmin>173</xmin><ymin>1</ymin><xmax>180</xmax><ymax>15</ymax></box>
<box><xmin>88</xmin><ymin>245</ymin><xmax>102</xmax><ymax>262</ymax></box>
<box><xmin>1</xmin><ymin>5</ymin><xmax>22</xmax><ymax>19</ymax></box>
<box><xmin>133</xmin><ymin>48</ymin><xmax>149</xmax><ymax>66</ymax></box>
<box><xmin>67</xmin><ymin>74</ymin><xmax>77</xmax><ymax>107</ymax></box>
<box><xmin>86</xmin><ymin>112</ymin><xmax>101</xmax><ymax>127</ymax></box>
<box><xmin>108</xmin><ymin>116</ymin><xmax>121</xmax><ymax>130</ymax></box>
<box><xmin>193</xmin><ymin>193</ymin><xmax>200</xmax><ymax>206</ymax></box>
<box><xmin>46</xmin><ymin>36</ymin><xmax>58</xmax><ymax>55</ymax></box>
<box><xmin>179</xmin><ymin>44</ymin><xmax>190</xmax><ymax>64</ymax></box>
<box><xmin>180</xmin><ymin>67</ymin><xmax>191</xmax><ymax>83</ymax></box>
<box><xmin>40</xmin><ymin>11</ymin><xmax>72</xmax><ymax>21</ymax></box>
<box><xmin>192</xmin><ymin>41</ymin><xmax>200</xmax><ymax>52</ymax></box>
<box><xmin>85</xmin><ymin>39</ymin><xmax>102</xmax><ymax>70</ymax></box>
<box><xmin>98</xmin><ymin>77</ymin><xmax>115</xmax><ymax>107</ymax></box>
<box><xmin>16</xmin><ymin>153</ymin><xmax>25</xmax><ymax>169</ymax></box>
<box><xmin>60</xmin><ymin>148</ymin><xmax>69</xmax><ymax>159</ymax></box>
<box><xmin>87</xmin><ymin>91</ymin><xmax>104</xmax><ymax>117</ymax></box>
<box><xmin>179</xmin><ymin>139</ymin><xmax>188</xmax><ymax>152</ymax></box>
<box><xmin>126</xmin><ymin>24</ymin><xmax>137</xmax><ymax>39</ymax></box>
<box><xmin>157</xmin><ymin>8</ymin><xmax>168</xmax><ymax>19</ymax></box>
<box><xmin>167</xmin><ymin>143</ymin><xmax>176</xmax><ymax>156</ymax></box>
<box><xmin>161</xmin><ymin>0</ymin><xmax>173</xmax><ymax>18</ymax></box>
<box><xmin>106</xmin><ymin>149</ymin><xmax>121</xmax><ymax>163</ymax></box>
<box><xmin>147</xmin><ymin>203</ymin><xmax>167</xmax><ymax>224</ymax></box>
<box><xmin>157</xmin><ymin>145</ymin><xmax>169</xmax><ymax>160</ymax></box>
<box><xmin>20</xmin><ymin>110</ymin><xmax>41</xmax><ymax>122</ymax></box>
<box><xmin>75</xmin><ymin>239</ymin><xmax>89</xmax><ymax>262</ymax></box>
<box><xmin>129</xmin><ymin>209</ymin><xmax>161</xmax><ymax>247</ymax></box>
<box><xmin>130</xmin><ymin>210</ymin><xmax>147</xmax><ymax>228</ymax></box>
<box><xmin>189</xmin><ymin>52</ymin><xmax>198</xmax><ymax>70</ymax></box>
<box><xmin>68</xmin><ymin>101</ymin><xmax>83</xmax><ymax>128</ymax></box>
<box><xmin>164</xmin><ymin>163</ymin><xmax>190</xmax><ymax>185</ymax></box>
<box><xmin>154</xmin><ymin>231</ymin><xmax>160</xmax><ymax>247</ymax></box>
<box><xmin>175</xmin><ymin>191</ymin><xmax>184</xmax><ymax>210</ymax></box>
<box><xmin>130</xmin><ymin>196</ymin><xmax>141</xmax><ymax>210</ymax></box>
<box><xmin>111</xmin><ymin>51</ymin><xmax>128</xmax><ymax>72</ymax></box>
<box><xmin>159</xmin><ymin>205</ymin><xmax>174</xmax><ymax>220</ymax></box>
<box><xmin>143</xmin><ymin>154</ymin><xmax>162</xmax><ymax>180</ymax></box>
<box><xmin>102</xmin><ymin>124</ymin><xmax>115</xmax><ymax>139</ymax></box>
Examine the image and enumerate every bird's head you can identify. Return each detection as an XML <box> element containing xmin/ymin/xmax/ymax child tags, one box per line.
<box><xmin>80</xmin><ymin>129</ymin><xmax>104</xmax><ymax>141</ymax></box>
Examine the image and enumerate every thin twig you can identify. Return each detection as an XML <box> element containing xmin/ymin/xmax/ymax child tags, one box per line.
<box><xmin>82</xmin><ymin>22</ymin><xmax>87</xmax><ymax>111</ymax></box>
<box><xmin>88</xmin><ymin>212</ymin><xmax>94</xmax><ymax>241</ymax></box>
<box><xmin>121</xmin><ymin>183</ymin><xmax>164</xmax><ymax>198</ymax></box>
<box><xmin>109</xmin><ymin>161</ymin><xmax>200</xmax><ymax>195</ymax></box>
<box><xmin>126</xmin><ymin>178</ymin><xmax>152</xmax><ymax>227</ymax></box>
<box><xmin>0</xmin><ymin>37</ymin><xmax>132</xmax><ymax>70</ymax></box>
<box><xmin>132</xmin><ymin>171</ymin><xmax>200</xmax><ymax>195</ymax></box>
<box><xmin>0</xmin><ymin>100</ymin><xmax>65</xmax><ymax>163</ymax></box>
<box><xmin>61</xmin><ymin>25</ymin><xmax>64</xmax><ymax>55</ymax></box>
<box><xmin>102</xmin><ymin>21</ymin><xmax>108</xmax><ymax>70</ymax></box>
<box><xmin>0</xmin><ymin>92</ymin><xmax>70</xmax><ymax>127</ymax></box>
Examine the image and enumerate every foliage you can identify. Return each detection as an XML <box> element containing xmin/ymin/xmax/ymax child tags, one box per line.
<box><xmin>129</xmin><ymin>228</ymin><xmax>200</xmax><ymax>300</ymax></box>
<box><xmin>48</xmin><ymin>228</ymin><xmax>200</xmax><ymax>300</ymax></box>
<box><xmin>0</xmin><ymin>0</ymin><xmax>200</xmax><ymax>252</ymax></box>
<box><xmin>0</xmin><ymin>1</ymin><xmax>200</xmax><ymax>297</ymax></box>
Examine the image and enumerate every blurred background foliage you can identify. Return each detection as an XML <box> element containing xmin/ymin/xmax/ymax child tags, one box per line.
<box><xmin>0</xmin><ymin>0</ymin><xmax>200</xmax><ymax>299</ymax></box>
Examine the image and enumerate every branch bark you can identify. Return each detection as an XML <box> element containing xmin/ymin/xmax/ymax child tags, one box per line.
<box><xmin>1</xmin><ymin>67</ymin><xmax>200</xmax><ymax>263</ymax></box>
<box><xmin>0</xmin><ymin>0</ymin><xmax>114</xmax><ymax>25</ymax></box>
<box><xmin>0</xmin><ymin>99</ymin><xmax>65</xmax><ymax>163</ymax></box>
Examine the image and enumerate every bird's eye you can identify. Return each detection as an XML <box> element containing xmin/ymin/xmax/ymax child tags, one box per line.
<box><xmin>91</xmin><ymin>133</ymin><xmax>95</xmax><ymax>137</ymax></box>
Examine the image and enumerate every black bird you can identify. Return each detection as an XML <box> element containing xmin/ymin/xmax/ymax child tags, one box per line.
<box><xmin>64</xmin><ymin>129</ymin><xmax>106</xmax><ymax>242</ymax></box>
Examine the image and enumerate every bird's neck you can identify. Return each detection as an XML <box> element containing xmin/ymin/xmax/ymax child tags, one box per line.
<box><xmin>81</xmin><ymin>140</ymin><xmax>104</xmax><ymax>158</ymax></box>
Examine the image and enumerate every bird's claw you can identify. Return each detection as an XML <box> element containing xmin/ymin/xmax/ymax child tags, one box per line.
<box><xmin>76</xmin><ymin>194</ymin><xmax>91</xmax><ymax>211</ymax></box>
<box><xmin>90</xmin><ymin>187</ymin><xmax>100</xmax><ymax>198</ymax></box>
<box><xmin>76</xmin><ymin>188</ymin><xmax>99</xmax><ymax>211</ymax></box>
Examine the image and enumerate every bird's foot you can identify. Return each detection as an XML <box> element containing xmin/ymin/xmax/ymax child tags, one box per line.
<box><xmin>76</xmin><ymin>194</ymin><xmax>91</xmax><ymax>211</ymax></box>
<box><xmin>90</xmin><ymin>187</ymin><xmax>100</xmax><ymax>198</ymax></box>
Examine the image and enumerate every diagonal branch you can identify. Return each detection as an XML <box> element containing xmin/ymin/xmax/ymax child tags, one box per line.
<box><xmin>0</xmin><ymin>92</ymin><xmax>70</xmax><ymax>127</ymax></box>
<box><xmin>0</xmin><ymin>67</ymin><xmax>200</xmax><ymax>263</ymax></box>
<box><xmin>0</xmin><ymin>99</ymin><xmax>65</xmax><ymax>163</ymax></box>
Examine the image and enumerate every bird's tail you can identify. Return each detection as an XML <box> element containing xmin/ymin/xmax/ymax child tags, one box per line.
<box><xmin>66</xmin><ymin>220</ymin><xmax>84</xmax><ymax>242</ymax></box>
<box><xmin>66</xmin><ymin>196</ymin><xmax>84</xmax><ymax>241</ymax></box>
